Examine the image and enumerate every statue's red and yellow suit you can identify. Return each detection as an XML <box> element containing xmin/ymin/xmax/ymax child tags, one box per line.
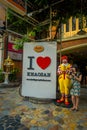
<box><xmin>57</xmin><ymin>56</ymin><xmax>72</xmax><ymax>105</ymax></box>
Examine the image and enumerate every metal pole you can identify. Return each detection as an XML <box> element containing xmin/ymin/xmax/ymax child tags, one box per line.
<box><xmin>50</xmin><ymin>6</ymin><xmax>52</xmax><ymax>40</ymax></box>
<box><xmin>59</xmin><ymin>23</ymin><xmax>62</xmax><ymax>64</ymax></box>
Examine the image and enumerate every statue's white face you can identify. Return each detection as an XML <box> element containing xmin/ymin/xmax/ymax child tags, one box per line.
<box><xmin>62</xmin><ymin>59</ymin><xmax>68</xmax><ymax>64</ymax></box>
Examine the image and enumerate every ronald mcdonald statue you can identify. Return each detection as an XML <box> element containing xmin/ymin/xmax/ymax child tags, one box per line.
<box><xmin>57</xmin><ymin>55</ymin><xmax>72</xmax><ymax>105</ymax></box>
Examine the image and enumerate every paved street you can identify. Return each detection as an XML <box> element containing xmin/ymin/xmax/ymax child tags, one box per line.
<box><xmin>0</xmin><ymin>84</ymin><xmax>87</xmax><ymax>130</ymax></box>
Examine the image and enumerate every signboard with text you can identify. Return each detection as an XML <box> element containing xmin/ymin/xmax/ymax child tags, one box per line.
<box><xmin>21</xmin><ymin>42</ymin><xmax>57</xmax><ymax>99</ymax></box>
<box><xmin>8</xmin><ymin>34</ymin><xmax>23</xmax><ymax>60</ymax></box>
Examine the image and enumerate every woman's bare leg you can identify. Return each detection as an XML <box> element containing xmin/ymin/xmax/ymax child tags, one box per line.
<box><xmin>75</xmin><ymin>96</ymin><xmax>79</xmax><ymax>110</ymax></box>
<box><xmin>71</xmin><ymin>95</ymin><xmax>76</xmax><ymax>110</ymax></box>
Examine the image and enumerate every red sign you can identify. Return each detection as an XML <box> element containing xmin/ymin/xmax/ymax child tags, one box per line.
<box><xmin>8</xmin><ymin>43</ymin><xmax>23</xmax><ymax>60</ymax></box>
<box><xmin>8</xmin><ymin>43</ymin><xmax>23</xmax><ymax>53</ymax></box>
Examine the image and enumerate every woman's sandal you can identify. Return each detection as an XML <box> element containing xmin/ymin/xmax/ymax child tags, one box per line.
<box><xmin>71</xmin><ymin>107</ymin><xmax>76</xmax><ymax>111</ymax></box>
<box><xmin>75</xmin><ymin>108</ymin><xmax>79</xmax><ymax>111</ymax></box>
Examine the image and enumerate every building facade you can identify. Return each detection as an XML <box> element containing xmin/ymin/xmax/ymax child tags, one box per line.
<box><xmin>56</xmin><ymin>16</ymin><xmax>87</xmax><ymax>86</ymax></box>
<box><xmin>0</xmin><ymin>1</ymin><xmax>87</xmax><ymax>85</ymax></box>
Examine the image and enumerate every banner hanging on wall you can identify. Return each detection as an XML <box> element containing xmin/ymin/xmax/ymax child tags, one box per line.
<box><xmin>21</xmin><ymin>42</ymin><xmax>57</xmax><ymax>99</ymax></box>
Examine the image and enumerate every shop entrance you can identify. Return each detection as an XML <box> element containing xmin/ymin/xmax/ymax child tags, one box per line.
<box><xmin>57</xmin><ymin>44</ymin><xmax>87</xmax><ymax>87</ymax></box>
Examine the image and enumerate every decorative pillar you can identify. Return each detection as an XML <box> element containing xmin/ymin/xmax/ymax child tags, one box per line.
<box><xmin>3</xmin><ymin>56</ymin><xmax>14</xmax><ymax>84</ymax></box>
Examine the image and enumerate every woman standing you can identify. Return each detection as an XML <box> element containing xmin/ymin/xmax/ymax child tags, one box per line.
<box><xmin>70</xmin><ymin>64</ymin><xmax>82</xmax><ymax>111</ymax></box>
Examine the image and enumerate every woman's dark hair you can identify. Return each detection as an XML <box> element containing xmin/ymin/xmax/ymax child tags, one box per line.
<box><xmin>72</xmin><ymin>64</ymin><xmax>78</xmax><ymax>71</ymax></box>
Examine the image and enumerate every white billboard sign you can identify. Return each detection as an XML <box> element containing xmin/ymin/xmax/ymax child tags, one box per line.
<box><xmin>21</xmin><ymin>42</ymin><xmax>57</xmax><ymax>99</ymax></box>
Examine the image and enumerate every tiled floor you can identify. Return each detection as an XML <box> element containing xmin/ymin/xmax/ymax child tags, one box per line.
<box><xmin>0</xmin><ymin>84</ymin><xmax>87</xmax><ymax>130</ymax></box>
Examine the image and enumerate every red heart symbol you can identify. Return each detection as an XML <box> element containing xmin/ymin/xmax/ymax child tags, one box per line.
<box><xmin>36</xmin><ymin>56</ymin><xmax>51</xmax><ymax>70</ymax></box>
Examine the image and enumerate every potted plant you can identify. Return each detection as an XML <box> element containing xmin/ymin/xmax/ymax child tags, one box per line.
<box><xmin>13</xmin><ymin>25</ymin><xmax>42</xmax><ymax>50</ymax></box>
<box><xmin>28</xmin><ymin>25</ymin><xmax>41</xmax><ymax>40</ymax></box>
<box><xmin>9</xmin><ymin>68</ymin><xmax>20</xmax><ymax>81</ymax></box>
<box><xmin>0</xmin><ymin>69</ymin><xmax>4</xmax><ymax>83</ymax></box>
<box><xmin>14</xmin><ymin>34</ymin><xmax>31</xmax><ymax>50</ymax></box>
<box><xmin>28</xmin><ymin>30</ymin><xmax>36</xmax><ymax>39</ymax></box>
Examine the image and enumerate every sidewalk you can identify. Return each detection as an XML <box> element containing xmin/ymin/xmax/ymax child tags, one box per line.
<box><xmin>0</xmin><ymin>84</ymin><xmax>87</xmax><ymax>130</ymax></box>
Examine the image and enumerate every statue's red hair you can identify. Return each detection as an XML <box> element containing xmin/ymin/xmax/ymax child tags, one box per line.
<box><xmin>61</xmin><ymin>56</ymin><xmax>68</xmax><ymax>61</ymax></box>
